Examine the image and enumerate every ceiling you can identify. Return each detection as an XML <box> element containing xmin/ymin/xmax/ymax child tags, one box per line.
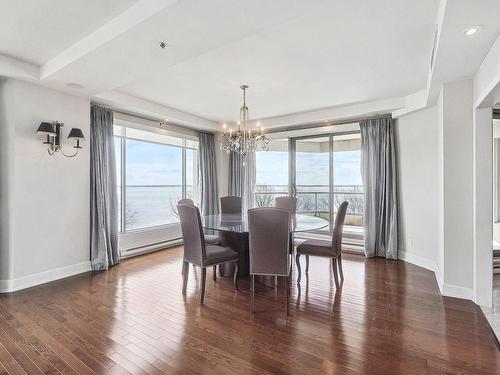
<box><xmin>0</xmin><ymin>0</ymin><xmax>499</xmax><ymax>129</ymax></box>
<box><xmin>0</xmin><ymin>0</ymin><xmax>139</xmax><ymax>65</ymax></box>
<box><xmin>117</xmin><ymin>0</ymin><xmax>437</xmax><ymax>121</ymax></box>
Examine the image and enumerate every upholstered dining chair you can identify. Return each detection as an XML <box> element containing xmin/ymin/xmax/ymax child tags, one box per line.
<box><xmin>296</xmin><ymin>201</ymin><xmax>348</xmax><ymax>288</ymax></box>
<box><xmin>177</xmin><ymin>199</ymin><xmax>220</xmax><ymax>245</ymax></box>
<box><xmin>178</xmin><ymin>198</ymin><xmax>194</xmax><ymax>205</ymax></box>
<box><xmin>220</xmin><ymin>196</ymin><xmax>242</xmax><ymax>214</ymax></box>
<box><xmin>248</xmin><ymin>207</ymin><xmax>291</xmax><ymax>315</ymax></box>
<box><xmin>274</xmin><ymin>196</ymin><xmax>298</xmax><ymax>276</ymax></box>
<box><xmin>178</xmin><ymin>204</ymin><xmax>239</xmax><ymax>304</ymax></box>
<box><xmin>274</xmin><ymin>196</ymin><xmax>297</xmax><ymax>214</ymax></box>
<box><xmin>178</xmin><ymin>199</ymin><xmax>221</xmax><ymax>279</ymax></box>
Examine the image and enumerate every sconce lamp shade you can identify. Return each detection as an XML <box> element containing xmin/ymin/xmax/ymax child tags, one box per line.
<box><xmin>36</xmin><ymin>122</ymin><xmax>55</xmax><ymax>136</ymax></box>
<box><xmin>67</xmin><ymin>128</ymin><xmax>85</xmax><ymax>140</ymax></box>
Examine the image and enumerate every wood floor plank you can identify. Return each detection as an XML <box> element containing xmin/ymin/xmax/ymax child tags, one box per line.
<box><xmin>0</xmin><ymin>246</ymin><xmax>498</xmax><ymax>374</ymax></box>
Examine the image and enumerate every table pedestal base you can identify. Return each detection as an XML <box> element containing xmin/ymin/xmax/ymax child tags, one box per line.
<box><xmin>219</xmin><ymin>231</ymin><xmax>249</xmax><ymax>277</ymax></box>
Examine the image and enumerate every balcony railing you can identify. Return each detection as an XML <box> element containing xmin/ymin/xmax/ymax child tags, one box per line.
<box><xmin>255</xmin><ymin>185</ymin><xmax>364</xmax><ymax>223</ymax></box>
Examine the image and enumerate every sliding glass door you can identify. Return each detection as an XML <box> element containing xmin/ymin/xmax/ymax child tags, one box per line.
<box><xmin>290</xmin><ymin>130</ymin><xmax>363</xmax><ymax>238</ymax></box>
<box><xmin>294</xmin><ymin>135</ymin><xmax>332</xmax><ymax>232</ymax></box>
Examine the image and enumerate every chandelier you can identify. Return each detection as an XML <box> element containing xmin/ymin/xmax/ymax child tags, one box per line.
<box><xmin>218</xmin><ymin>85</ymin><xmax>269</xmax><ymax>160</ymax></box>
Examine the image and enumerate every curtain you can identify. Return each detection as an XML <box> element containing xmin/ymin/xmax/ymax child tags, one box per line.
<box><xmin>199</xmin><ymin>133</ymin><xmax>219</xmax><ymax>215</ymax></box>
<box><xmin>228</xmin><ymin>152</ymin><xmax>243</xmax><ymax>197</ymax></box>
<box><xmin>360</xmin><ymin>117</ymin><xmax>398</xmax><ymax>260</ymax></box>
<box><xmin>228</xmin><ymin>152</ymin><xmax>256</xmax><ymax>213</ymax></box>
<box><xmin>90</xmin><ymin>105</ymin><xmax>120</xmax><ymax>270</ymax></box>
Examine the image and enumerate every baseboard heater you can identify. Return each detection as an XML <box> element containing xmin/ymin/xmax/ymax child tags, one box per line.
<box><xmin>120</xmin><ymin>237</ymin><xmax>183</xmax><ymax>259</ymax></box>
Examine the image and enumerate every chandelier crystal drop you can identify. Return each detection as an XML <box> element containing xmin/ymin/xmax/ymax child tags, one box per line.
<box><xmin>218</xmin><ymin>85</ymin><xmax>270</xmax><ymax>161</ymax></box>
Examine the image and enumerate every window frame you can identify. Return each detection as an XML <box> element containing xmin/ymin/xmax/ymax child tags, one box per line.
<box><xmin>114</xmin><ymin>129</ymin><xmax>198</xmax><ymax>234</ymax></box>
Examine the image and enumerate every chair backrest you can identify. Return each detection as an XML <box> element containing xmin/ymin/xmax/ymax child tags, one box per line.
<box><xmin>177</xmin><ymin>204</ymin><xmax>205</xmax><ymax>266</ymax></box>
<box><xmin>248</xmin><ymin>207</ymin><xmax>290</xmax><ymax>276</ymax></box>
<box><xmin>331</xmin><ymin>201</ymin><xmax>348</xmax><ymax>255</ymax></box>
<box><xmin>274</xmin><ymin>196</ymin><xmax>297</xmax><ymax>214</ymax></box>
<box><xmin>220</xmin><ymin>196</ymin><xmax>242</xmax><ymax>214</ymax></box>
<box><xmin>178</xmin><ymin>198</ymin><xmax>195</xmax><ymax>206</ymax></box>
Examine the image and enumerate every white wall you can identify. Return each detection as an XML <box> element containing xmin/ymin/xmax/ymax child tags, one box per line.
<box><xmin>396</xmin><ymin>81</ymin><xmax>480</xmax><ymax>301</ymax></box>
<box><xmin>396</xmin><ymin>105</ymin><xmax>441</xmax><ymax>271</ymax></box>
<box><xmin>441</xmin><ymin>80</ymin><xmax>474</xmax><ymax>297</ymax></box>
<box><xmin>0</xmin><ymin>79</ymin><xmax>91</xmax><ymax>291</ymax></box>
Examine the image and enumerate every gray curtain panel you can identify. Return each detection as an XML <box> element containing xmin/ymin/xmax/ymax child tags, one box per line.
<box><xmin>228</xmin><ymin>152</ymin><xmax>256</xmax><ymax>213</ymax></box>
<box><xmin>199</xmin><ymin>133</ymin><xmax>220</xmax><ymax>215</ymax></box>
<box><xmin>90</xmin><ymin>105</ymin><xmax>120</xmax><ymax>270</ymax></box>
<box><xmin>360</xmin><ymin>117</ymin><xmax>399</xmax><ymax>260</ymax></box>
<box><xmin>228</xmin><ymin>152</ymin><xmax>243</xmax><ymax>197</ymax></box>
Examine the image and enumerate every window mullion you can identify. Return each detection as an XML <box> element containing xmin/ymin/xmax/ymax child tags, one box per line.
<box><xmin>182</xmin><ymin>147</ymin><xmax>187</xmax><ymax>199</ymax></box>
<box><xmin>121</xmin><ymin>137</ymin><xmax>127</xmax><ymax>233</ymax></box>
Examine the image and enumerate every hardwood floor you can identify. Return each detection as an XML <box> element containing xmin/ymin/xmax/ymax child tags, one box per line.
<box><xmin>0</xmin><ymin>247</ymin><xmax>498</xmax><ymax>374</ymax></box>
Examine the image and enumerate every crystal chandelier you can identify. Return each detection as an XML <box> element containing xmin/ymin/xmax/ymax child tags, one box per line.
<box><xmin>219</xmin><ymin>85</ymin><xmax>269</xmax><ymax>160</ymax></box>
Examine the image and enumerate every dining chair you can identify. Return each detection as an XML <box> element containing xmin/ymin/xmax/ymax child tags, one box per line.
<box><xmin>274</xmin><ymin>196</ymin><xmax>298</xmax><ymax>277</ymax></box>
<box><xmin>177</xmin><ymin>199</ymin><xmax>220</xmax><ymax>245</ymax></box>
<box><xmin>178</xmin><ymin>204</ymin><xmax>239</xmax><ymax>304</ymax></box>
<box><xmin>248</xmin><ymin>207</ymin><xmax>291</xmax><ymax>315</ymax></box>
<box><xmin>220</xmin><ymin>196</ymin><xmax>242</xmax><ymax>214</ymax></box>
<box><xmin>178</xmin><ymin>198</ymin><xmax>194</xmax><ymax>205</ymax></box>
<box><xmin>295</xmin><ymin>201</ymin><xmax>348</xmax><ymax>288</ymax></box>
<box><xmin>274</xmin><ymin>196</ymin><xmax>297</xmax><ymax>214</ymax></box>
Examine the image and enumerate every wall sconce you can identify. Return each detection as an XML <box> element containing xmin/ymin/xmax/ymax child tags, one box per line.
<box><xmin>36</xmin><ymin>121</ymin><xmax>85</xmax><ymax>157</ymax></box>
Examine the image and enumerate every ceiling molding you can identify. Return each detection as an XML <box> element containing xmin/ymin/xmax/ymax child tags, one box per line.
<box><xmin>0</xmin><ymin>54</ymin><xmax>39</xmax><ymax>81</ymax></box>
<box><xmin>40</xmin><ymin>0</ymin><xmax>178</xmax><ymax>80</ymax></box>
<box><xmin>94</xmin><ymin>90</ymin><xmax>219</xmax><ymax>132</ymax></box>
<box><xmin>238</xmin><ymin>96</ymin><xmax>406</xmax><ymax>130</ymax></box>
<box><xmin>473</xmin><ymin>34</ymin><xmax>500</xmax><ymax>109</ymax></box>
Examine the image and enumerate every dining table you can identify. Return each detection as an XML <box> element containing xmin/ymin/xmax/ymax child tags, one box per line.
<box><xmin>201</xmin><ymin>213</ymin><xmax>329</xmax><ymax>278</ymax></box>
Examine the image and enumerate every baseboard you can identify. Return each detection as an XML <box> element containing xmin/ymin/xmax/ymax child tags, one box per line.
<box><xmin>441</xmin><ymin>283</ymin><xmax>474</xmax><ymax>300</ymax></box>
<box><xmin>399</xmin><ymin>251</ymin><xmax>473</xmax><ymax>300</ymax></box>
<box><xmin>0</xmin><ymin>261</ymin><xmax>91</xmax><ymax>293</ymax></box>
<box><xmin>398</xmin><ymin>250</ymin><xmax>436</xmax><ymax>272</ymax></box>
<box><xmin>434</xmin><ymin>265</ymin><xmax>444</xmax><ymax>294</ymax></box>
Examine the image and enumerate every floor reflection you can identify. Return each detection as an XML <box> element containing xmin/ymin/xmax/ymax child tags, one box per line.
<box><xmin>0</xmin><ymin>247</ymin><xmax>498</xmax><ymax>374</ymax></box>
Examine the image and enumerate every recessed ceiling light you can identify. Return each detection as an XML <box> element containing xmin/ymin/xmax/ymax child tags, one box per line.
<box><xmin>66</xmin><ymin>82</ymin><xmax>83</xmax><ymax>89</ymax></box>
<box><xmin>464</xmin><ymin>26</ymin><xmax>481</xmax><ymax>37</ymax></box>
<box><xmin>159</xmin><ymin>41</ymin><xmax>168</xmax><ymax>49</ymax></box>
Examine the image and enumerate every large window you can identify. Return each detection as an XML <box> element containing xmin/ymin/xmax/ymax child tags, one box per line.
<box><xmin>255</xmin><ymin>139</ymin><xmax>289</xmax><ymax>207</ymax></box>
<box><xmin>114</xmin><ymin>124</ymin><xmax>198</xmax><ymax>232</ymax></box>
<box><xmin>254</xmin><ymin>127</ymin><xmax>364</xmax><ymax>244</ymax></box>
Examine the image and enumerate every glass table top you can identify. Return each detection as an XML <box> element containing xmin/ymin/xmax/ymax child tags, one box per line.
<box><xmin>201</xmin><ymin>213</ymin><xmax>329</xmax><ymax>234</ymax></box>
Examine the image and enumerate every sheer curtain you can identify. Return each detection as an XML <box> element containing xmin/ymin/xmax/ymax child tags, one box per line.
<box><xmin>228</xmin><ymin>152</ymin><xmax>256</xmax><ymax>213</ymax></box>
<box><xmin>360</xmin><ymin>116</ymin><xmax>399</xmax><ymax>260</ymax></box>
<box><xmin>90</xmin><ymin>105</ymin><xmax>120</xmax><ymax>270</ymax></box>
<box><xmin>199</xmin><ymin>133</ymin><xmax>219</xmax><ymax>215</ymax></box>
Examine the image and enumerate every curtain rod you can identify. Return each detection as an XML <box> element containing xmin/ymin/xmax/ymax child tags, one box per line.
<box><xmin>266</xmin><ymin>113</ymin><xmax>392</xmax><ymax>134</ymax></box>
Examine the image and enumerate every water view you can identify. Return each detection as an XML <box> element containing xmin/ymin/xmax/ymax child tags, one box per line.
<box><xmin>124</xmin><ymin>185</ymin><xmax>185</xmax><ymax>230</ymax></box>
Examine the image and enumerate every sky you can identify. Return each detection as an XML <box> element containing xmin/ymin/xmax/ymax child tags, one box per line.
<box><xmin>256</xmin><ymin>150</ymin><xmax>362</xmax><ymax>186</ymax></box>
<box><xmin>118</xmin><ymin>139</ymin><xmax>362</xmax><ymax>187</ymax></box>
<box><xmin>124</xmin><ymin>139</ymin><xmax>183</xmax><ymax>185</ymax></box>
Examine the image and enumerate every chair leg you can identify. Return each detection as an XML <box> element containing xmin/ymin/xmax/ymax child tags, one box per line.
<box><xmin>285</xmin><ymin>276</ymin><xmax>289</xmax><ymax>316</ymax></box>
<box><xmin>274</xmin><ymin>276</ymin><xmax>278</xmax><ymax>289</ymax></box>
<box><xmin>213</xmin><ymin>265</ymin><xmax>217</xmax><ymax>281</ymax></box>
<box><xmin>305</xmin><ymin>255</ymin><xmax>309</xmax><ymax>274</ymax></box>
<box><xmin>251</xmin><ymin>275</ymin><xmax>255</xmax><ymax>313</ymax></box>
<box><xmin>200</xmin><ymin>267</ymin><xmax>207</xmax><ymax>304</ymax></box>
<box><xmin>332</xmin><ymin>258</ymin><xmax>340</xmax><ymax>289</ymax></box>
<box><xmin>182</xmin><ymin>261</ymin><xmax>189</xmax><ymax>294</ymax></box>
<box><xmin>338</xmin><ymin>254</ymin><xmax>344</xmax><ymax>281</ymax></box>
<box><xmin>296</xmin><ymin>254</ymin><xmax>302</xmax><ymax>284</ymax></box>
<box><xmin>233</xmin><ymin>262</ymin><xmax>239</xmax><ymax>292</ymax></box>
